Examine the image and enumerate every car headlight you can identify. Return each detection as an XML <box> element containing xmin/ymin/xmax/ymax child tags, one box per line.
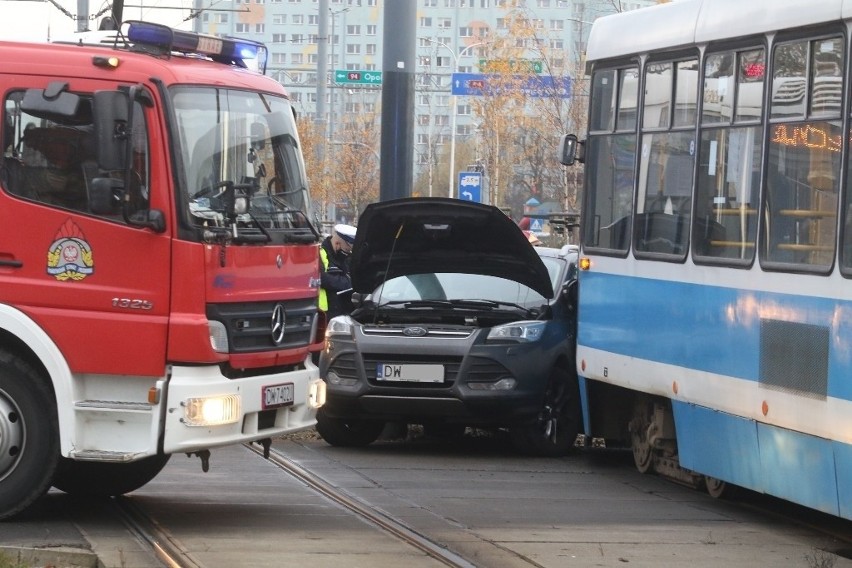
<box><xmin>325</xmin><ymin>315</ymin><xmax>355</xmax><ymax>339</ymax></box>
<box><xmin>486</xmin><ymin>321</ymin><xmax>546</xmax><ymax>343</ymax></box>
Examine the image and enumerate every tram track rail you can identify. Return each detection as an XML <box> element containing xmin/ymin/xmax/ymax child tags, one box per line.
<box><xmin>101</xmin><ymin>441</ymin><xmax>477</xmax><ymax>568</ymax></box>
<box><xmin>84</xmin><ymin>439</ymin><xmax>852</xmax><ymax>568</ymax></box>
<box><xmin>108</xmin><ymin>495</ymin><xmax>203</xmax><ymax>568</ymax></box>
<box><xmin>243</xmin><ymin>441</ymin><xmax>478</xmax><ymax>568</ymax></box>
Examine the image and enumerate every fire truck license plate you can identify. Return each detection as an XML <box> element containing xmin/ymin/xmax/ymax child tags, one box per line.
<box><xmin>262</xmin><ymin>383</ymin><xmax>294</xmax><ymax>409</ymax></box>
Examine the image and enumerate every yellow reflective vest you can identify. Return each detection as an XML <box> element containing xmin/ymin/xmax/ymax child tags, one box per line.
<box><xmin>318</xmin><ymin>247</ymin><xmax>330</xmax><ymax>312</ymax></box>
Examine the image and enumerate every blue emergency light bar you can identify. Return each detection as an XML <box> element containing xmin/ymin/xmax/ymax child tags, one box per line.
<box><xmin>124</xmin><ymin>20</ymin><xmax>268</xmax><ymax>74</ymax></box>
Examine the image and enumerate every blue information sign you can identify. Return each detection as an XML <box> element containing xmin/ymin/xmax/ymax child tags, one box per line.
<box><xmin>458</xmin><ymin>172</ymin><xmax>482</xmax><ymax>202</ymax></box>
<box><xmin>451</xmin><ymin>73</ymin><xmax>571</xmax><ymax>98</ymax></box>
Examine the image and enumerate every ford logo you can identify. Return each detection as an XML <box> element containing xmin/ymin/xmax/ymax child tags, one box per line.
<box><xmin>402</xmin><ymin>326</ymin><xmax>428</xmax><ymax>337</ymax></box>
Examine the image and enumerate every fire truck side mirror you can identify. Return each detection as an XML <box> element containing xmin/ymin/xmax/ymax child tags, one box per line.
<box><xmin>93</xmin><ymin>90</ymin><xmax>130</xmax><ymax>172</ymax></box>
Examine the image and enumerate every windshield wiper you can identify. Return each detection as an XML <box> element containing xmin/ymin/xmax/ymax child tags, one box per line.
<box><xmin>376</xmin><ymin>299</ymin><xmax>532</xmax><ymax>315</ymax></box>
<box><xmin>448</xmin><ymin>299</ymin><xmax>535</xmax><ymax>315</ymax></box>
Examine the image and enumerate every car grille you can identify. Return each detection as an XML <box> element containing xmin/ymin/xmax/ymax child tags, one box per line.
<box><xmin>207</xmin><ymin>299</ymin><xmax>316</xmax><ymax>353</ymax></box>
<box><xmin>361</xmin><ymin>324</ymin><xmax>473</xmax><ymax>339</ymax></box>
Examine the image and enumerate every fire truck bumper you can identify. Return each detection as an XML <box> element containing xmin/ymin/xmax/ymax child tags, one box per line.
<box><xmin>161</xmin><ymin>355</ymin><xmax>325</xmax><ymax>454</ymax></box>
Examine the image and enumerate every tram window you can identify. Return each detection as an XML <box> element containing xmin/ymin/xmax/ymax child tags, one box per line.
<box><xmin>635</xmin><ymin>131</ymin><xmax>694</xmax><ymax>255</ymax></box>
<box><xmin>735</xmin><ymin>49</ymin><xmax>765</xmax><ymax>122</ymax></box>
<box><xmin>809</xmin><ymin>38</ymin><xmax>842</xmax><ymax>118</ymax></box>
<box><xmin>770</xmin><ymin>41</ymin><xmax>807</xmax><ymax>120</ymax></box>
<box><xmin>644</xmin><ymin>62</ymin><xmax>672</xmax><ymax>129</ymax></box>
<box><xmin>693</xmin><ymin>126</ymin><xmax>761</xmax><ymax>260</ymax></box>
<box><xmin>703</xmin><ymin>53</ymin><xmax>735</xmax><ymax>124</ymax></box>
<box><xmin>673</xmin><ymin>60</ymin><xmax>698</xmax><ymax>127</ymax></box>
<box><xmin>583</xmin><ymin>65</ymin><xmax>639</xmax><ymax>254</ymax></box>
<box><xmin>590</xmin><ymin>69</ymin><xmax>616</xmax><ymax>132</ymax></box>
<box><xmin>583</xmin><ymin>135</ymin><xmax>636</xmax><ymax>251</ymax></box>
<box><xmin>616</xmin><ymin>68</ymin><xmax>639</xmax><ymax>131</ymax></box>
<box><xmin>763</xmin><ymin>37</ymin><xmax>841</xmax><ymax>270</ymax></box>
<box><xmin>694</xmin><ymin>48</ymin><xmax>765</xmax><ymax>263</ymax></box>
<box><xmin>634</xmin><ymin>57</ymin><xmax>697</xmax><ymax>257</ymax></box>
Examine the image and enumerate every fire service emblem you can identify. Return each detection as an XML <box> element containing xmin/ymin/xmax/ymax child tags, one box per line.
<box><xmin>46</xmin><ymin>219</ymin><xmax>94</xmax><ymax>281</ymax></box>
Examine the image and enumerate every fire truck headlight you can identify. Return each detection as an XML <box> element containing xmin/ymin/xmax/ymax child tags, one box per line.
<box><xmin>209</xmin><ymin>321</ymin><xmax>229</xmax><ymax>353</ymax></box>
<box><xmin>308</xmin><ymin>379</ymin><xmax>326</xmax><ymax>409</ymax></box>
<box><xmin>182</xmin><ymin>395</ymin><xmax>241</xmax><ymax>426</ymax></box>
<box><xmin>234</xmin><ymin>197</ymin><xmax>248</xmax><ymax>215</ymax></box>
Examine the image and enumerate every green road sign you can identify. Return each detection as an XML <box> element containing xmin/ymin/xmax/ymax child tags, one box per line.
<box><xmin>478</xmin><ymin>59</ymin><xmax>543</xmax><ymax>74</ymax></box>
<box><xmin>334</xmin><ymin>70</ymin><xmax>383</xmax><ymax>84</ymax></box>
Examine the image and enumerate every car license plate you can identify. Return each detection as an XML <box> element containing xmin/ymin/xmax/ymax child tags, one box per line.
<box><xmin>376</xmin><ymin>363</ymin><xmax>444</xmax><ymax>383</ymax></box>
<box><xmin>262</xmin><ymin>383</ymin><xmax>294</xmax><ymax>409</ymax></box>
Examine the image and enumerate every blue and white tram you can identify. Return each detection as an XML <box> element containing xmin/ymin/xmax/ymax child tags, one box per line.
<box><xmin>561</xmin><ymin>0</ymin><xmax>852</xmax><ymax>519</ymax></box>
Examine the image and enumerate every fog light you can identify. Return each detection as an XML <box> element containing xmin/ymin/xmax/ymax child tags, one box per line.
<box><xmin>468</xmin><ymin>378</ymin><xmax>517</xmax><ymax>391</ymax></box>
<box><xmin>309</xmin><ymin>379</ymin><xmax>326</xmax><ymax>409</ymax></box>
<box><xmin>182</xmin><ymin>395</ymin><xmax>241</xmax><ymax>426</ymax></box>
<box><xmin>326</xmin><ymin>371</ymin><xmax>358</xmax><ymax>387</ymax></box>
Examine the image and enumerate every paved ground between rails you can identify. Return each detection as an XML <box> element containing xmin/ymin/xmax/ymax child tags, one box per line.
<box><xmin>3</xmin><ymin>428</ymin><xmax>852</xmax><ymax>568</ymax></box>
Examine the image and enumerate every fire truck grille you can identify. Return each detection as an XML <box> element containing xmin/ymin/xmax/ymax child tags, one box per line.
<box><xmin>207</xmin><ymin>299</ymin><xmax>316</xmax><ymax>353</ymax></box>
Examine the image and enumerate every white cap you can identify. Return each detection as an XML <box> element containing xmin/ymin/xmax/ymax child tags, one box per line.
<box><xmin>334</xmin><ymin>224</ymin><xmax>357</xmax><ymax>246</ymax></box>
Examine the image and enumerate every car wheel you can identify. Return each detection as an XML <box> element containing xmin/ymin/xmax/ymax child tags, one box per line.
<box><xmin>510</xmin><ymin>367</ymin><xmax>581</xmax><ymax>457</ymax></box>
<box><xmin>315</xmin><ymin>409</ymin><xmax>384</xmax><ymax>447</ymax></box>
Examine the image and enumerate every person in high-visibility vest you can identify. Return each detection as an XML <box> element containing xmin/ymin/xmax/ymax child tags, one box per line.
<box><xmin>319</xmin><ymin>224</ymin><xmax>357</xmax><ymax>319</ymax></box>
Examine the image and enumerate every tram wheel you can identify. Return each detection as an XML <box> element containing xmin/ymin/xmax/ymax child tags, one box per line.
<box><xmin>630</xmin><ymin>398</ymin><xmax>654</xmax><ymax>474</ymax></box>
<box><xmin>704</xmin><ymin>475</ymin><xmax>737</xmax><ymax>499</ymax></box>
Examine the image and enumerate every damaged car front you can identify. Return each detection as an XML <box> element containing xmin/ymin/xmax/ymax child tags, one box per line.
<box><xmin>317</xmin><ymin>197</ymin><xmax>581</xmax><ymax>456</ymax></box>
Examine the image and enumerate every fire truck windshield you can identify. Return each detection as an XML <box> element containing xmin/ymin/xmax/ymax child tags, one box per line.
<box><xmin>171</xmin><ymin>87</ymin><xmax>312</xmax><ymax>239</ymax></box>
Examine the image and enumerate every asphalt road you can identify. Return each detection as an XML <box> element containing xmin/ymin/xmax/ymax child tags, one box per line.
<box><xmin>3</xmin><ymin>429</ymin><xmax>852</xmax><ymax>568</ymax></box>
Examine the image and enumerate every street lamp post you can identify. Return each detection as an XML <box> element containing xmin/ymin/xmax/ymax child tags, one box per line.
<box><xmin>425</xmin><ymin>38</ymin><xmax>484</xmax><ymax>199</ymax></box>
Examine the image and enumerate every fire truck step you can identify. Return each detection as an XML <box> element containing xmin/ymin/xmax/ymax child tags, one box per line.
<box><xmin>75</xmin><ymin>400</ymin><xmax>153</xmax><ymax>412</ymax></box>
<box><xmin>70</xmin><ymin>450</ymin><xmax>143</xmax><ymax>462</ymax></box>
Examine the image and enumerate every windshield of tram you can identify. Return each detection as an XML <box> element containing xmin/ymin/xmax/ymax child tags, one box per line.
<box><xmin>171</xmin><ymin>87</ymin><xmax>312</xmax><ymax>238</ymax></box>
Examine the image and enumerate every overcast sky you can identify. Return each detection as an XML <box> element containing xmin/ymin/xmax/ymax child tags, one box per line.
<box><xmin>1</xmin><ymin>0</ymin><xmax>193</xmax><ymax>42</ymax></box>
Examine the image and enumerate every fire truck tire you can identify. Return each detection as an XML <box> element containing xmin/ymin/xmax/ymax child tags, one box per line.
<box><xmin>52</xmin><ymin>454</ymin><xmax>171</xmax><ymax>497</ymax></box>
<box><xmin>0</xmin><ymin>352</ymin><xmax>60</xmax><ymax>521</ymax></box>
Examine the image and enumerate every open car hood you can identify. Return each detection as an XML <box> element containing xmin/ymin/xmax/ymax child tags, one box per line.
<box><xmin>350</xmin><ymin>197</ymin><xmax>554</xmax><ymax>299</ymax></box>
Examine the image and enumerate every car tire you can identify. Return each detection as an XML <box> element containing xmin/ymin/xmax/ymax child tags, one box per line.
<box><xmin>315</xmin><ymin>409</ymin><xmax>384</xmax><ymax>447</ymax></box>
<box><xmin>510</xmin><ymin>366</ymin><xmax>581</xmax><ymax>457</ymax></box>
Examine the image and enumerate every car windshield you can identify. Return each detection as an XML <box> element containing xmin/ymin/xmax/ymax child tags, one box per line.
<box><xmin>171</xmin><ymin>87</ymin><xmax>310</xmax><ymax>233</ymax></box>
<box><xmin>372</xmin><ymin>262</ymin><xmax>560</xmax><ymax>308</ymax></box>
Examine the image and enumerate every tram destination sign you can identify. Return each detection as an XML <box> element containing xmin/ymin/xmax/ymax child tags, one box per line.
<box><xmin>334</xmin><ymin>70</ymin><xmax>383</xmax><ymax>85</ymax></box>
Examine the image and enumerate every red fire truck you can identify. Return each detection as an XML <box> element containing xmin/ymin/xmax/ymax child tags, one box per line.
<box><xmin>0</xmin><ymin>21</ymin><xmax>327</xmax><ymax>519</ymax></box>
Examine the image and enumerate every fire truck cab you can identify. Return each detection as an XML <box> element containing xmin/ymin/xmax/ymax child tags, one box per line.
<box><xmin>0</xmin><ymin>21</ymin><xmax>326</xmax><ymax>519</ymax></box>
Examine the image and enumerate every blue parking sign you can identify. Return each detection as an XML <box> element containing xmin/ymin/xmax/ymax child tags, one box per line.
<box><xmin>458</xmin><ymin>172</ymin><xmax>482</xmax><ymax>202</ymax></box>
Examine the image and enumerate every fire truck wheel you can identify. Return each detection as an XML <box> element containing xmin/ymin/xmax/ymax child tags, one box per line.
<box><xmin>52</xmin><ymin>454</ymin><xmax>171</xmax><ymax>497</ymax></box>
<box><xmin>0</xmin><ymin>353</ymin><xmax>60</xmax><ymax>520</ymax></box>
